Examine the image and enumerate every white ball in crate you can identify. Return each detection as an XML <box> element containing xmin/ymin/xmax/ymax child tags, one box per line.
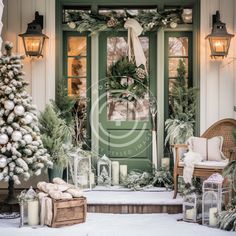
<box><xmin>24</xmin><ymin>114</ymin><xmax>33</xmax><ymax>124</ymax></box>
<box><xmin>23</xmin><ymin>134</ymin><xmax>32</xmax><ymax>144</ymax></box>
<box><xmin>4</xmin><ymin>100</ymin><xmax>15</xmax><ymax>110</ymax></box>
<box><xmin>0</xmin><ymin>134</ymin><xmax>9</xmax><ymax>144</ymax></box>
<box><xmin>0</xmin><ymin>156</ymin><xmax>7</xmax><ymax>168</ymax></box>
<box><xmin>12</xmin><ymin>131</ymin><xmax>22</xmax><ymax>142</ymax></box>
<box><xmin>14</xmin><ymin>105</ymin><xmax>25</xmax><ymax>116</ymax></box>
<box><xmin>170</xmin><ymin>21</ymin><xmax>178</xmax><ymax>29</ymax></box>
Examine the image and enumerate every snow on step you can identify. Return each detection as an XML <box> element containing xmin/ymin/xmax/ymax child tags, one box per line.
<box><xmin>83</xmin><ymin>190</ymin><xmax>183</xmax><ymax>205</ymax></box>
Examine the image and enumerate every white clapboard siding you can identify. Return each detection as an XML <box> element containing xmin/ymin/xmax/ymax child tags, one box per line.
<box><xmin>200</xmin><ymin>0</ymin><xmax>236</xmax><ymax>133</ymax></box>
<box><xmin>0</xmin><ymin>0</ymin><xmax>55</xmax><ymax>189</ymax></box>
<box><xmin>1</xmin><ymin>0</ymin><xmax>55</xmax><ymax>111</ymax></box>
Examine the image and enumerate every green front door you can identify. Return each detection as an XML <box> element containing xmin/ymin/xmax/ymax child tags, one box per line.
<box><xmin>99</xmin><ymin>31</ymin><xmax>157</xmax><ymax>171</ymax></box>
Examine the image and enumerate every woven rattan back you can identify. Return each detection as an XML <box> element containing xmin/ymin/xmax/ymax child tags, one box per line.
<box><xmin>201</xmin><ymin>119</ymin><xmax>236</xmax><ymax>159</ymax></box>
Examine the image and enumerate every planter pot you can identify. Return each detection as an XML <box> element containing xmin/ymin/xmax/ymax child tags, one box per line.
<box><xmin>48</xmin><ymin>164</ymin><xmax>64</xmax><ymax>183</ymax></box>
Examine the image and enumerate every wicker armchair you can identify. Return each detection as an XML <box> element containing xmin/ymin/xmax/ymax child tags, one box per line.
<box><xmin>173</xmin><ymin>118</ymin><xmax>236</xmax><ymax>199</ymax></box>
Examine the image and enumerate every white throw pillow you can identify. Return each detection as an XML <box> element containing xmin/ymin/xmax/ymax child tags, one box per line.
<box><xmin>187</xmin><ymin>136</ymin><xmax>225</xmax><ymax>161</ymax></box>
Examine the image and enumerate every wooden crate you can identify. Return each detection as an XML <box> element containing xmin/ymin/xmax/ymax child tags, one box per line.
<box><xmin>50</xmin><ymin>197</ymin><xmax>87</xmax><ymax>228</ymax></box>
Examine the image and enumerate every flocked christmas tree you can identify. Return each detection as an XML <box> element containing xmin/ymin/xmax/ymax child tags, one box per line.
<box><xmin>0</xmin><ymin>42</ymin><xmax>52</xmax><ymax>203</ymax></box>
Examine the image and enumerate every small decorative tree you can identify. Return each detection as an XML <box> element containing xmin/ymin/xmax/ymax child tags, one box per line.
<box><xmin>0</xmin><ymin>42</ymin><xmax>52</xmax><ymax>203</ymax></box>
<box><xmin>165</xmin><ymin>59</ymin><xmax>198</xmax><ymax>146</ymax></box>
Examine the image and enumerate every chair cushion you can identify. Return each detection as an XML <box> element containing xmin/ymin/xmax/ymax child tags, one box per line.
<box><xmin>179</xmin><ymin>159</ymin><xmax>229</xmax><ymax>169</ymax></box>
<box><xmin>187</xmin><ymin>136</ymin><xmax>225</xmax><ymax>161</ymax></box>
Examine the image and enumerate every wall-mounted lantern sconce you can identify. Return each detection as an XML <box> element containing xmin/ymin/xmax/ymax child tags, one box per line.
<box><xmin>19</xmin><ymin>11</ymin><xmax>48</xmax><ymax>57</ymax></box>
<box><xmin>206</xmin><ymin>11</ymin><xmax>234</xmax><ymax>59</ymax></box>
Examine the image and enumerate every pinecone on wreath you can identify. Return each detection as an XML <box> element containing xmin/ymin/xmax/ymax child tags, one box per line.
<box><xmin>107</xmin><ymin>17</ymin><xmax>118</xmax><ymax>28</ymax></box>
<box><xmin>135</xmin><ymin>67</ymin><xmax>146</xmax><ymax>79</ymax></box>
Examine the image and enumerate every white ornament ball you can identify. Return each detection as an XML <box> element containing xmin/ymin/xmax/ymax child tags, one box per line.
<box><xmin>4</xmin><ymin>100</ymin><xmax>15</xmax><ymax>110</ymax></box>
<box><xmin>170</xmin><ymin>21</ymin><xmax>178</xmax><ymax>29</ymax></box>
<box><xmin>0</xmin><ymin>157</ymin><xmax>7</xmax><ymax>168</ymax></box>
<box><xmin>23</xmin><ymin>134</ymin><xmax>33</xmax><ymax>144</ymax></box>
<box><xmin>14</xmin><ymin>105</ymin><xmax>25</xmax><ymax>116</ymax></box>
<box><xmin>0</xmin><ymin>134</ymin><xmax>9</xmax><ymax>144</ymax></box>
<box><xmin>7</xmin><ymin>126</ymin><xmax>13</xmax><ymax>135</ymax></box>
<box><xmin>11</xmin><ymin>131</ymin><xmax>22</xmax><ymax>142</ymax></box>
<box><xmin>24</xmin><ymin>114</ymin><xmax>33</xmax><ymax>124</ymax></box>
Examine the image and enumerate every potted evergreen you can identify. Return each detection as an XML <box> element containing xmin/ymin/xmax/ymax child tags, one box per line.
<box><xmin>39</xmin><ymin>104</ymin><xmax>74</xmax><ymax>181</ymax></box>
<box><xmin>165</xmin><ymin>60</ymin><xmax>198</xmax><ymax>147</ymax></box>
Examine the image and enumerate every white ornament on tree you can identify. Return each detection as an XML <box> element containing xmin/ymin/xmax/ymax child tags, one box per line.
<box><xmin>12</xmin><ymin>131</ymin><xmax>22</xmax><ymax>141</ymax></box>
<box><xmin>24</xmin><ymin>114</ymin><xmax>33</xmax><ymax>124</ymax></box>
<box><xmin>4</xmin><ymin>100</ymin><xmax>15</xmax><ymax>110</ymax></box>
<box><xmin>14</xmin><ymin>105</ymin><xmax>25</xmax><ymax>116</ymax></box>
<box><xmin>23</xmin><ymin>134</ymin><xmax>33</xmax><ymax>144</ymax></box>
<box><xmin>0</xmin><ymin>156</ymin><xmax>7</xmax><ymax>168</ymax></box>
<box><xmin>0</xmin><ymin>134</ymin><xmax>9</xmax><ymax>144</ymax></box>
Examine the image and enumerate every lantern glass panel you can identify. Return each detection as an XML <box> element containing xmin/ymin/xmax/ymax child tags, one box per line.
<box><xmin>183</xmin><ymin>193</ymin><xmax>202</xmax><ymax>222</ymax></box>
<box><xmin>210</xmin><ymin>37</ymin><xmax>229</xmax><ymax>53</ymax></box>
<box><xmin>23</xmin><ymin>36</ymin><xmax>44</xmax><ymax>56</ymax></box>
<box><xmin>77</xmin><ymin>158</ymin><xmax>91</xmax><ymax>188</ymax></box>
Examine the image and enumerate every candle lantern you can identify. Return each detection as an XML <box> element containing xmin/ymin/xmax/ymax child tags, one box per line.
<box><xmin>202</xmin><ymin>173</ymin><xmax>231</xmax><ymax>227</ymax></box>
<box><xmin>19</xmin><ymin>11</ymin><xmax>48</xmax><ymax>57</ymax></box>
<box><xmin>68</xmin><ymin>148</ymin><xmax>93</xmax><ymax>189</ymax></box>
<box><xmin>183</xmin><ymin>193</ymin><xmax>202</xmax><ymax>223</ymax></box>
<box><xmin>97</xmin><ymin>154</ymin><xmax>112</xmax><ymax>186</ymax></box>
<box><xmin>18</xmin><ymin>186</ymin><xmax>39</xmax><ymax>227</ymax></box>
<box><xmin>206</xmin><ymin>11</ymin><xmax>234</xmax><ymax>58</ymax></box>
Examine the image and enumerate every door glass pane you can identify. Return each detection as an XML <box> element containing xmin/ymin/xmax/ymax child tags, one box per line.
<box><xmin>68</xmin><ymin>37</ymin><xmax>87</xmax><ymax>56</ymax></box>
<box><xmin>107</xmin><ymin>36</ymin><xmax>149</xmax><ymax>121</ymax></box>
<box><xmin>68</xmin><ymin>57</ymin><xmax>86</xmax><ymax>77</ymax></box>
<box><xmin>169</xmin><ymin>58</ymin><xmax>188</xmax><ymax>78</ymax></box>
<box><xmin>169</xmin><ymin>37</ymin><xmax>188</xmax><ymax>56</ymax></box>
<box><xmin>68</xmin><ymin>77</ymin><xmax>87</xmax><ymax>97</ymax></box>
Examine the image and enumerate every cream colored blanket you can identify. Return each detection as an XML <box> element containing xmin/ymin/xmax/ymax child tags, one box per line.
<box><xmin>37</xmin><ymin>178</ymin><xmax>83</xmax><ymax>226</ymax></box>
<box><xmin>183</xmin><ymin>151</ymin><xmax>203</xmax><ymax>184</ymax></box>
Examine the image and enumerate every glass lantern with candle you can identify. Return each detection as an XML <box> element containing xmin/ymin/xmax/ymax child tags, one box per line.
<box><xmin>68</xmin><ymin>148</ymin><xmax>93</xmax><ymax>189</ymax></box>
<box><xmin>97</xmin><ymin>154</ymin><xmax>112</xmax><ymax>186</ymax></box>
<box><xmin>183</xmin><ymin>193</ymin><xmax>202</xmax><ymax>223</ymax></box>
<box><xmin>202</xmin><ymin>173</ymin><xmax>231</xmax><ymax>227</ymax></box>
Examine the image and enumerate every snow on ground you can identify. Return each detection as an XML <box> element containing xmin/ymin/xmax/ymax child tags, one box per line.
<box><xmin>84</xmin><ymin>190</ymin><xmax>183</xmax><ymax>205</ymax></box>
<box><xmin>0</xmin><ymin>213</ymin><xmax>234</xmax><ymax>236</ymax></box>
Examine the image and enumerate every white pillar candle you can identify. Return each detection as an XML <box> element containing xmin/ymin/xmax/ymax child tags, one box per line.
<box><xmin>209</xmin><ymin>207</ymin><xmax>218</xmax><ymax>227</ymax></box>
<box><xmin>90</xmin><ymin>172</ymin><xmax>95</xmax><ymax>185</ymax></box>
<box><xmin>27</xmin><ymin>200</ymin><xmax>39</xmax><ymax>226</ymax></box>
<box><xmin>78</xmin><ymin>174</ymin><xmax>88</xmax><ymax>186</ymax></box>
<box><xmin>119</xmin><ymin>165</ymin><xmax>128</xmax><ymax>183</ymax></box>
<box><xmin>161</xmin><ymin>157</ymin><xmax>170</xmax><ymax>170</ymax></box>
<box><xmin>112</xmin><ymin>161</ymin><xmax>119</xmax><ymax>185</ymax></box>
<box><xmin>185</xmin><ymin>208</ymin><xmax>196</xmax><ymax>220</ymax></box>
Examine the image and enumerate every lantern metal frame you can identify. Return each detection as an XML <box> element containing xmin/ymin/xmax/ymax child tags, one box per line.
<box><xmin>97</xmin><ymin>154</ymin><xmax>112</xmax><ymax>186</ymax></box>
<box><xmin>183</xmin><ymin>193</ymin><xmax>202</xmax><ymax>223</ymax></box>
<box><xmin>68</xmin><ymin>148</ymin><xmax>93</xmax><ymax>190</ymax></box>
<box><xmin>202</xmin><ymin>173</ymin><xmax>231</xmax><ymax>227</ymax></box>
<box><xmin>205</xmin><ymin>11</ymin><xmax>234</xmax><ymax>58</ymax></box>
<box><xmin>19</xmin><ymin>11</ymin><xmax>48</xmax><ymax>57</ymax></box>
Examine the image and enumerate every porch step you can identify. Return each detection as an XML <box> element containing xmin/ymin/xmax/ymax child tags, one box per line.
<box><xmin>84</xmin><ymin>189</ymin><xmax>183</xmax><ymax>214</ymax></box>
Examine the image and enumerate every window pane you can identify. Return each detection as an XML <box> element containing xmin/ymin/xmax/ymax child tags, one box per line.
<box><xmin>107</xmin><ymin>36</ymin><xmax>149</xmax><ymax>121</ymax></box>
<box><xmin>107</xmin><ymin>37</ymin><xmax>149</xmax><ymax>69</ymax></box>
<box><xmin>68</xmin><ymin>57</ymin><xmax>86</xmax><ymax>77</ymax></box>
<box><xmin>169</xmin><ymin>58</ymin><xmax>188</xmax><ymax>78</ymax></box>
<box><xmin>169</xmin><ymin>37</ymin><xmax>188</xmax><ymax>56</ymax></box>
<box><xmin>68</xmin><ymin>37</ymin><xmax>87</xmax><ymax>56</ymax></box>
<box><xmin>182</xmin><ymin>9</ymin><xmax>193</xmax><ymax>24</ymax></box>
<box><xmin>68</xmin><ymin>77</ymin><xmax>87</xmax><ymax>97</ymax></box>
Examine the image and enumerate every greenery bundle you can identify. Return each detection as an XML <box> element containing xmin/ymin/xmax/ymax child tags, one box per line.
<box><xmin>107</xmin><ymin>57</ymin><xmax>148</xmax><ymax>101</ymax></box>
<box><xmin>165</xmin><ymin>59</ymin><xmax>198</xmax><ymax>146</ymax></box>
<box><xmin>67</xmin><ymin>9</ymin><xmax>182</xmax><ymax>35</ymax></box>
<box><xmin>38</xmin><ymin>104</ymin><xmax>73</xmax><ymax>168</ymax></box>
<box><xmin>218</xmin><ymin>198</ymin><xmax>236</xmax><ymax>231</ymax></box>
<box><xmin>123</xmin><ymin>168</ymin><xmax>173</xmax><ymax>191</ymax></box>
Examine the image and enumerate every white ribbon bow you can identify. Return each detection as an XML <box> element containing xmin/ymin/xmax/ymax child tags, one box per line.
<box><xmin>124</xmin><ymin>18</ymin><xmax>147</xmax><ymax>70</ymax></box>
